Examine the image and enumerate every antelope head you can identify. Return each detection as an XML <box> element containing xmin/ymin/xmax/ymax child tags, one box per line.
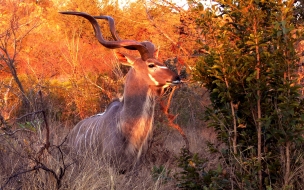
<box><xmin>60</xmin><ymin>11</ymin><xmax>180</xmax><ymax>90</ymax></box>
<box><xmin>115</xmin><ymin>52</ymin><xmax>180</xmax><ymax>89</ymax></box>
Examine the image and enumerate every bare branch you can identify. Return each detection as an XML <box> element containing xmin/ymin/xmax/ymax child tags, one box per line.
<box><xmin>13</xmin><ymin>110</ymin><xmax>44</xmax><ymax>121</ymax></box>
<box><xmin>144</xmin><ymin>4</ymin><xmax>191</xmax><ymax>56</ymax></box>
<box><xmin>0</xmin><ymin>128</ymin><xmax>35</xmax><ymax>137</ymax></box>
<box><xmin>160</xmin><ymin>86</ymin><xmax>190</xmax><ymax>151</ymax></box>
<box><xmin>1</xmin><ymin>167</ymin><xmax>37</xmax><ymax>189</ymax></box>
<box><xmin>148</xmin><ymin>0</ymin><xmax>186</xmax><ymax>13</ymax></box>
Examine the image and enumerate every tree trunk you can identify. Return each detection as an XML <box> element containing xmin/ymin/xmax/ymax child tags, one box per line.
<box><xmin>254</xmin><ymin>16</ymin><xmax>263</xmax><ymax>190</ymax></box>
<box><xmin>7</xmin><ymin>60</ymin><xmax>28</xmax><ymax>107</ymax></box>
<box><xmin>284</xmin><ymin>141</ymin><xmax>291</xmax><ymax>187</ymax></box>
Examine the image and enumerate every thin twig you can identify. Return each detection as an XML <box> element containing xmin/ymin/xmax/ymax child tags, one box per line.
<box><xmin>0</xmin><ymin>128</ymin><xmax>35</xmax><ymax>137</ymax></box>
<box><xmin>14</xmin><ymin>110</ymin><xmax>44</xmax><ymax>121</ymax></box>
<box><xmin>1</xmin><ymin>167</ymin><xmax>37</xmax><ymax>189</ymax></box>
<box><xmin>144</xmin><ymin>3</ymin><xmax>190</xmax><ymax>56</ymax></box>
<box><xmin>160</xmin><ymin>86</ymin><xmax>190</xmax><ymax>151</ymax></box>
<box><xmin>36</xmin><ymin>91</ymin><xmax>50</xmax><ymax>159</ymax></box>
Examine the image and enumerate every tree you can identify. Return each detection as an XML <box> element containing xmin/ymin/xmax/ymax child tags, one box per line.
<box><xmin>0</xmin><ymin>0</ymin><xmax>41</xmax><ymax>113</ymax></box>
<box><xmin>194</xmin><ymin>0</ymin><xmax>304</xmax><ymax>189</ymax></box>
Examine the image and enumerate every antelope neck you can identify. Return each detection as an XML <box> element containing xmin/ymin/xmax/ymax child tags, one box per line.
<box><xmin>119</xmin><ymin>69</ymin><xmax>156</xmax><ymax>154</ymax></box>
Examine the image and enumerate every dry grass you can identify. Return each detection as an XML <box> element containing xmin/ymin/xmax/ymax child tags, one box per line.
<box><xmin>0</xmin><ymin>85</ymin><xmax>223</xmax><ymax>190</ymax></box>
<box><xmin>0</xmin><ymin>125</ymin><xmax>183</xmax><ymax>190</ymax></box>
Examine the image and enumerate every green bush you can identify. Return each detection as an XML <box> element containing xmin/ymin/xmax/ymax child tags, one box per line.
<box><xmin>175</xmin><ymin>148</ymin><xmax>230</xmax><ymax>190</ymax></box>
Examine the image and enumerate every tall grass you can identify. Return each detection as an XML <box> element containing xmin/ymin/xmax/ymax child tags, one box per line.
<box><xmin>0</xmin><ymin>79</ymin><xmax>217</xmax><ymax>189</ymax></box>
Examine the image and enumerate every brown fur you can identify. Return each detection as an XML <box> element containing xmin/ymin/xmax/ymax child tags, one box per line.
<box><xmin>59</xmin><ymin>12</ymin><xmax>180</xmax><ymax>171</ymax></box>
<box><xmin>67</xmin><ymin>54</ymin><xmax>180</xmax><ymax>171</ymax></box>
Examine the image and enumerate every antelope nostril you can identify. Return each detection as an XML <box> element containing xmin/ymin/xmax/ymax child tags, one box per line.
<box><xmin>166</xmin><ymin>75</ymin><xmax>181</xmax><ymax>85</ymax></box>
<box><xmin>170</xmin><ymin>75</ymin><xmax>181</xmax><ymax>85</ymax></box>
<box><xmin>175</xmin><ymin>75</ymin><xmax>181</xmax><ymax>81</ymax></box>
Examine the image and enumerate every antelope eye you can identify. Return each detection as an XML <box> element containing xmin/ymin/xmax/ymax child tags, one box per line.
<box><xmin>148</xmin><ymin>64</ymin><xmax>155</xmax><ymax>68</ymax></box>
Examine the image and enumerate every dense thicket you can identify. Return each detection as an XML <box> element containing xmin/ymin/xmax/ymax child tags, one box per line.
<box><xmin>193</xmin><ymin>0</ymin><xmax>304</xmax><ymax>189</ymax></box>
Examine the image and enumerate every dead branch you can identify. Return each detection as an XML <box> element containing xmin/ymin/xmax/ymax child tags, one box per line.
<box><xmin>149</xmin><ymin>0</ymin><xmax>186</xmax><ymax>13</ymax></box>
<box><xmin>1</xmin><ymin>91</ymin><xmax>51</xmax><ymax>159</ymax></box>
<box><xmin>160</xmin><ymin>86</ymin><xmax>190</xmax><ymax>151</ymax></box>
<box><xmin>144</xmin><ymin>4</ymin><xmax>191</xmax><ymax>57</ymax></box>
<box><xmin>0</xmin><ymin>128</ymin><xmax>35</xmax><ymax>137</ymax></box>
<box><xmin>0</xmin><ymin>113</ymin><xmax>34</xmax><ymax>138</ymax></box>
<box><xmin>36</xmin><ymin>91</ymin><xmax>50</xmax><ymax>159</ymax></box>
<box><xmin>1</xmin><ymin>135</ymin><xmax>73</xmax><ymax>190</ymax></box>
<box><xmin>14</xmin><ymin>110</ymin><xmax>45</xmax><ymax>121</ymax></box>
<box><xmin>0</xmin><ymin>113</ymin><xmax>6</xmax><ymax>128</ymax></box>
<box><xmin>1</xmin><ymin>167</ymin><xmax>37</xmax><ymax>189</ymax></box>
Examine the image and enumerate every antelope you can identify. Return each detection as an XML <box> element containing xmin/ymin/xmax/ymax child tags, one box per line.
<box><xmin>60</xmin><ymin>12</ymin><xmax>181</xmax><ymax>170</ymax></box>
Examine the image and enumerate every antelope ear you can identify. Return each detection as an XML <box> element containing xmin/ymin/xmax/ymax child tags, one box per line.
<box><xmin>114</xmin><ymin>51</ymin><xmax>136</xmax><ymax>66</ymax></box>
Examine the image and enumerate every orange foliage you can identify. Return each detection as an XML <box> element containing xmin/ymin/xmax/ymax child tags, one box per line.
<box><xmin>0</xmin><ymin>0</ymin><xmax>197</xmax><ymax>122</ymax></box>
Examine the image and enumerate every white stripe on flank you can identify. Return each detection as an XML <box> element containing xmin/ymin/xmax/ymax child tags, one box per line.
<box><xmin>84</xmin><ymin>122</ymin><xmax>94</xmax><ymax>151</ymax></box>
<box><xmin>75</xmin><ymin>124</ymin><xmax>85</xmax><ymax>148</ymax></box>
<box><xmin>90</xmin><ymin>122</ymin><xmax>96</xmax><ymax>151</ymax></box>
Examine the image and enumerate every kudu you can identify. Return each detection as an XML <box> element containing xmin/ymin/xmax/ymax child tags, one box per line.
<box><xmin>60</xmin><ymin>12</ymin><xmax>181</xmax><ymax>170</ymax></box>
